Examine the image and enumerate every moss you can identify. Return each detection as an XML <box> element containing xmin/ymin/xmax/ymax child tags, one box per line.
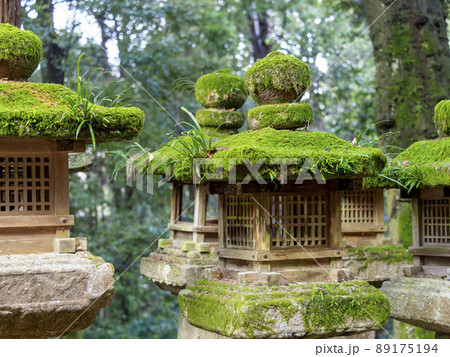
<box><xmin>248</xmin><ymin>102</ymin><xmax>313</xmax><ymax>130</ymax></box>
<box><xmin>150</xmin><ymin>128</ymin><xmax>387</xmax><ymax>182</ymax></box>
<box><xmin>201</xmin><ymin>126</ymin><xmax>237</xmax><ymax>138</ymax></box>
<box><xmin>434</xmin><ymin>100</ymin><xmax>450</xmax><ymax>137</ymax></box>
<box><xmin>195</xmin><ymin>68</ymin><xmax>248</xmax><ymax>109</ymax></box>
<box><xmin>347</xmin><ymin>245</ymin><xmax>413</xmax><ymax>273</ymax></box>
<box><xmin>178</xmin><ymin>279</ymin><xmax>389</xmax><ymax>338</ymax></box>
<box><xmin>245</xmin><ymin>52</ymin><xmax>310</xmax><ymax>105</ymax></box>
<box><xmin>196</xmin><ymin>108</ymin><xmax>244</xmax><ymax>129</ymax></box>
<box><xmin>0</xmin><ymin>24</ymin><xmax>43</xmax><ymax>81</ymax></box>
<box><xmin>364</xmin><ymin>137</ymin><xmax>450</xmax><ymax>189</ymax></box>
<box><xmin>0</xmin><ymin>82</ymin><xmax>144</xmax><ymax>141</ymax></box>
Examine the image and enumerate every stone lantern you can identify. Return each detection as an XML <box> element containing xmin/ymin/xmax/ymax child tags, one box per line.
<box><xmin>400</xmin><ymin>100</ymin><xmax>449</xmax><ymax>276</ymax></box>
<box><xmin>0</xmin><ymin>24</ymin><xmax>144</xmax><ymax>338</ymax></box>
<box><xmin>142</xmin><ymin>52</ymin><xmax>390</xmax><ymax>338</ymax></box>
<box><xmin>141</xmin><ymin>68</ymin><xmax>247</xmax><ymax>293</ymax></box>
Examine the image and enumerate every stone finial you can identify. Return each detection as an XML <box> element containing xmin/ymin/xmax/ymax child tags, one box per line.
<box><xmin>195</xmin><ymin>68</ymin><xmax>247</xmax><ymax>109</ymax></box>
<box><xmin>0</xmin><ymin>24</ymin><xmax>43</xmax><ymax>81</ymax></box>
<box><xmin>244</xmin><ymin>51</ymin><xmax>310</xmax><ymax>105</ymax></box>
<box><xmin>245</xmin><ymin>52</ymin><xmax>313</xmax><ymax>130</ymax></box>
<box><xmin>194</xmin><ymin>68</ymin><xmax>248</xmax><ymax>136</ymax></box>
<box><xmin>434</xmin><ymin>100</ymin><xmax>449</xmax><ymax>137</ymax></box>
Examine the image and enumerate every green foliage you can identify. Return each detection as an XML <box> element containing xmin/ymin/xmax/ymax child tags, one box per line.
<box><xmin>179</xmin><ymin>279</ymin><xmax>389</xmax><ymax>338</ymax></box>
<box><xmin>434</xmin><ymin>100</ymin><xmax>450</xmax><ymax>137</ymax></box>
<box><xmin>247</xmin><ymin>102</ymin><xmax>313</xmax><ymax>130</ymax></box>
<box><xmin>0</xmin><ymin>23</ymin><xmax>42</xmax><ymax>80</ymax></box>
<box><xmin>149</xmin><ymin>128</ymin><xmax>387</xmax><ymax>181</ymax></box>
<box><xmin>196</xmin><ymin>108</ymin><xmax>244</xmax><ymax>129</ymax></box>
<box><xmin>195</xmin><ymin>68</ymin><xmax>248</xmax><ymax>109</ymax></box>
<box><xmin>245</xmin><ymin>51</ymin><xmax>311</xmax><ymax>104</ymax></box>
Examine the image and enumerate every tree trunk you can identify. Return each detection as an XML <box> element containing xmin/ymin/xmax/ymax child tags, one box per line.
<box><xmin>35</xmin><ymin>0</ymin><xmax>66</xmax><ymax>84</ymax></box>
<box><xmin>248</xmin><ymin>10</ymin><xmax>272</xmax><ymax>60</ymax></box>
<box><xmin>363</xmin><ymin>0</ymin><xmax>450</xmax><ymax>148</ymax></box>
<box><xmin>94</xmin><ymin>12</ymin><xmax>112</xmax><ymax>76</ymax></box>
<box><xmin>0</xmin><ymin>0</ymin><xmax>21</xmax><ymax>27</ymax></box>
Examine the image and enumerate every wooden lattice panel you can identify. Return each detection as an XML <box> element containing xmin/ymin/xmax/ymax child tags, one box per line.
<box><xmin>270</xmin><ymin>194</ymin><xmax>327</xmax><ymax>248</ymax></box>
<box><xmin>225</xmin><ymin>195</ymin><xmax>255</xmax><ymax>249</ymax></box>
<box><xmin>0</xmin><ymin>154</ymin><xmax>54</xmax><ymax>215</ymax></box>
<box><xmin>341</xmin><ymin>190</ymin><xmax>375</xmax><ymax>224</ymax></box>
<box><xmin>422</xmin><ymin>198</ymin><xmax>450</xmax><ymax>247</ymax></box>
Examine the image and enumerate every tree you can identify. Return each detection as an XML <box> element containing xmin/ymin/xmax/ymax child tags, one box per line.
<box><xmin>328</xmin><ymin>0</ymin><xmax>450</xmax><ymax>148</ymax></box>
<box><xmin>0</xmin><ymin>0</ymin><xmax>21</xmax><ymax>26</ymax></box>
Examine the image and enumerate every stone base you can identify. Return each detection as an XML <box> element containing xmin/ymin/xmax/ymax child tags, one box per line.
<box><xmin>343</xmin><ymin>246</ymin><xmax>412</xmax><ymax>286</ymax></box>
<box><xmin>381</xmin><ymin>277</ymin><xmax>450</xmax><ymax>334</ymax></box>
<box><xmin>0</xmin><ymin>252</ymin><xmax>115</xmax><ymax>338</ymax></box>
<box><xmin>140</xmin><ymin>245</ymin><xmax>218</xmax><ymax>295</ymax></box>
<box><xmin>179</xmin><ymin>279</ymin><xmax>389</xmax><ymax>339</ymax></box>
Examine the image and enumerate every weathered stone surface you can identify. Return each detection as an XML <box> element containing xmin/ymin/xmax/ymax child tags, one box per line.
<box><xmin>0</xmin><ymin>252</ymin><xmax>115</xmax><ymax>338</ymax></box>
<box><xmin>140</xmin><ymin>250</ymin><xmax>218</xmax><ymax>295</ymax></box>
<box><xmin>179</xmin><ymin>280</ymin><xmax>389</xmax><ymax>339</ymax></box>
<box><xmin>381</xmin><ymin>277</ymin><xmax>450</xmax><ymax>333</ymax></box>
<box><xmin>68</xmin><ymin>152</ymin><xmax>94</xmax><ymax>174</ymax></box>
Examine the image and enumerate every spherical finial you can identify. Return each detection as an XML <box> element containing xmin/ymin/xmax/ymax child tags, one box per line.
<box><xmin>195</xmin><ymin>68</ymin><xmax>248</xmax><ymax>109</ymax></box>
<box><xmin>434</xmin><ymin>100</ymin><xmax>449</xmax><ymax>137</ymax></box>
<box><xmin>0</xmin><ymin>24</ymin><xmax>43</xmax><ymax>81</ymax></box>
<box><xmin>245</xmin><ymin>51</ymin><xmax>310</xmax><ymax>105</ymax></box>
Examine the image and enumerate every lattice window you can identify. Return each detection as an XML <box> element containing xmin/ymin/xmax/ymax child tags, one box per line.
<box><xmin>271</xmin><ymin>194</ymin><xmax>327</xmax><ymax>248</ymax></box>
<box><xmin>341</xmin><ymin>190</ymin><xmax>375</xmax><ymax>224</ymax></box>
<box><xmin>0</xmin><ymin>155</ymin><xmax>54</xmax><ymax>215</ymax></box>
<box><xmin>225</xmin><ymin>195</ymin><xmax>255</xmax><ymax>249</ymax></box>
<box><xmin>422</xmin><ymin>199</ymin><xmax>450</xmax><ymax>247</ymax></box>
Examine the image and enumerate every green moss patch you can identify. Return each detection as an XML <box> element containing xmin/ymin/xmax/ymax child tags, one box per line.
<box><xmin>248</xmin><ymin>102</ymin><xmax>313</xmax><ymax>130</ymax></box>
<box><xmin>196</xmin><ymin>108</ymin><xmax>244</xmax><ymax>129</ymax></box>
<box><xmin>195</xmin><ymin>68</ymin><xmax>248</xmax><ymax>109</ymax></box>
<box><xmin>347</xmin><ymin>245</ymin><xmax>413</xmax><ymax>272</ymax></box>
<box><xmin>364</xmin><ymin>137</ymin><xmax>450</xmax><ymax>189</ymax></box>
<box><xmin>0</xmin><ymin>82</ymin><xmax>144</xmax><ymax>141</ymax></box>
<box><xmin>178</xmin><ymin>279</ymin><xmax>389</xmax><ymax>338</ymax></box>
<box><xmin>434</xmin><ymin>100</ymin><xmax>449</xmax><ymax>137</ymax></box>
<box><xmin>0</xmin><ymin>24</ymin><xmax>43</xmax><ymax>81</ymax></box>
<box><xmin>201</xmin><ymin>126</ymin><xmax>237</xmax><ymax>137</ymax></box>
<box><xmin>149</xmin><ymin>128</ymin><xmax>386</xmax><ymax>182</ymax></box>
<box><xmin>245</xmin><ymin>52</ymin><xmax>310</xmax><ymax>105</ymax></box>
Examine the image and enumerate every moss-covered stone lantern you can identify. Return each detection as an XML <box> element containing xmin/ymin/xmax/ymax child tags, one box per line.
<box><xmin>142</xmin><ymin>52</ymin><xmax>390</xmax><ymax>338</ymax></box>
<box><xmin>366</xmin><ymin>100</ymin><xmax>449</xmax><ymax>276</ymax></box>
<box><xmin>0</xmin><ymin>24</ymin><xmax>144</xmax><ymax>338</ymax></box>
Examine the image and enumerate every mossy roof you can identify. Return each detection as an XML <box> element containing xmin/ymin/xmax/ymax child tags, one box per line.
<box><xmin>364</xmin><ymin>137</ymin><xmax>450</xmax><ymax>189</ymax></box>
<box><xmin>0</xmin><ymin>82</ymin><xmax>144</xmax><ymax>141</ymax></box>
<box><xmin>150</xmin><ymin>128</ymin><xmax>387</xmax><ymax>182</ymax></box>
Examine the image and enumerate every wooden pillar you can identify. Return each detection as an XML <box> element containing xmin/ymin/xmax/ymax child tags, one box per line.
<box><xmin>170</xmin><ymin>182</ymin><xmax>183</xmax><ymax>240</ymax></box>
<box><xmin>329</xmin><ymin>190</ymin><xmax>342</xmax><ymax>269</ymax></box>
<box><xmin>255</xmin><ymin>193</ymin><xmax>271</xmax><ymax>252</ymax></box>
<box><xmin>192</xmin><ymin>184</ymin><xmax>207</xmax><ymax>243</ymax></box>
<box><xmin>411</xmin><ymin>196</ymin><xmax>422</xmax><ymax>267</ymax></box>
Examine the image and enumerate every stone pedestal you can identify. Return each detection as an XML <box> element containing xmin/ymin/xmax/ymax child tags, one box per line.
<box><xmin>178</xmin><ymin>279</ymin><xmax>389</xmax><ymax>339</ymax></box>
<box><xmin>0</xmin><ymin>252</ymin><xmax>115</xmax><ymax>338</ymax></box>
<box><xmin>381</xmin><ymin>277</ymin><xmax>450</xmax><ymax>334</ymax></box>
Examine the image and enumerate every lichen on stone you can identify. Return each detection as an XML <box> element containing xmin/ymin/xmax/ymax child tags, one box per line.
<box><xmin>178</xmin><ymin>279</ymin><xmax>390</xmax><ymax>338</ymax></box>
<box><xmin>196</xmin><ymin>108</ymin><xmax>244</xmax><ymax>129</ymax></box>
<box><xmin>0</xmin><ymin>24</ymin><xmax>43</xmax><ymax>81</ymax></box>
<box><xmin>0</xmin><ymin>82</ymin><xmax>144</xmax><ymax>141</ymax></box>
<box><xmin>245</xmin><ymin>51</ymin><xmax>310</xmax><ymax>105</ymax></box>
<box><xmin>195</xmin><ymin>68</ymin><xmax>248</xmax><ymax>109</ymax></box>
<box><xmin>248</xmin><ymin>102</ymin><xmax>313</xmax><ymax>130</ymax></box>
<box><xmin>434</xmin><ymin>100</ymin><xmax>449</xmax><ymax>138</ymax></box>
